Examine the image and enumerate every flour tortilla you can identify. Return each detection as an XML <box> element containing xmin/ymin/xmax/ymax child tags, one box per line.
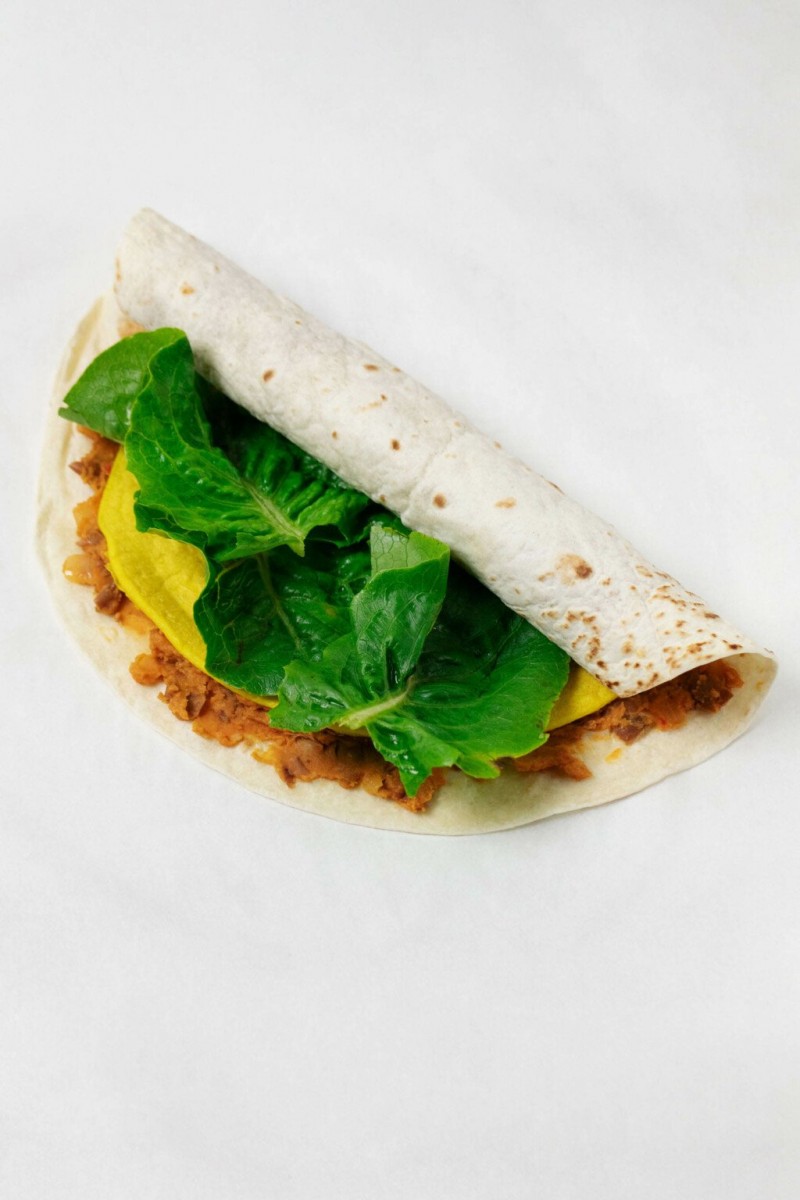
<box><xmin>37</xmin><ymin>220</ymin><xmax>776</xmax><ymax>834</ymax></box>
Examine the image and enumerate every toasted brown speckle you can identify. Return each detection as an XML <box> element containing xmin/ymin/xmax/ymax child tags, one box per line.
<box><xmin>495</xmin><ymin>498</ymin><xmax>517</xmax><ymax>509</ymax></box>
<box><xmin>364</xmin><ymin>363</ymin><xmax>379</xmax><ymax>372</ymax></box>
<box><xmin>704</xmin><ymin>612</ymin><xmax>720</xmax><ymax>620</ymax></box>
<box><xmin>433</xmin><ymin>493</ymin><xmax>447</xmax><ymax>508</ymax></box>
<box><xmin>262</xmin><ymin>369</ymin><xmax>275</xmax><ymax>382</ymax></box>
<box><xmin>331</xmin><ymin>431</ymin><xmax>339</xmax><ymax>439</ymax></box>
<box><xmin>180</xmin><ymin>284</ymin><xmax>195</xmax><ymax>295</ymax></box>
<box><xmin>556</xmin><ymin>554</ymin><xmax>593</xmax><ymax>583</ymax></box>
<box><xmin>391</xmin><ymin>439</ymin><xmax>401</xmax><ymax>451</ymax></box>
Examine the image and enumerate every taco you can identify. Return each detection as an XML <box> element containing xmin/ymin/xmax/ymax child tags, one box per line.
<box><xmin>36</xmin><ymin>210</ymin><xmax>776</xmax><ymax>833</ymax></box>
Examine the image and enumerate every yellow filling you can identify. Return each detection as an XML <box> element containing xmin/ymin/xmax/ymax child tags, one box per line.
<box><xmin>99</xmin><ymin>452</ymin><xmax>209</xmax><ymax>671</ymax></box>
<box><xmin>98</xmin><ymin>449</ymin><xmax>616</xmax><ymax>728</ymax></box>
<box><xmin>547</xmin><ymin>665</ymin><xmax>616</xmax><ymax>730</ymax></box>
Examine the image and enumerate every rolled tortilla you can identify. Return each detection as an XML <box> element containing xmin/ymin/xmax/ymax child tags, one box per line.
<box><xmin>36</xmin><ymin>215</ymin><xmax>777</xmax><ymax>834</ymax></box>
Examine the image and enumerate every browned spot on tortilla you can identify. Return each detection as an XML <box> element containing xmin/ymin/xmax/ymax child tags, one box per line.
<box><xmin>586</xmin><ymin>637</ymin><xmax>601</xmax><ymax>661</ymax></box>
<box><xmin>704</xmin><ymin>612</ymin><xmax>720</xmax><ymax>620</ymax></box>
<box><xmin>687</xmin><ymin>642</ymin><xmax>708</xmax><ymax>653</ymax></box>
<box><xmin>331</xmin><ymin>431</ymin><xmax>339</xmax><ymax>439</ymax></box>
<box><xmin>601</xmin><ymin>577</ymin><xmax>611</xmax><ymax>586</ymax></box>
<box><xmin>636</xmin><ymin>566</ymin><xmax>654</xmax><ymax>578</ymax></box>
<box><xmin>380</xmin><ymin>393</ymin><xmax>387</xmax><ymax>401</ymax></box>
<box><xmin>391</xmin><ymin>439</ymin><xmax>401</xmax><ymax>450</ymax></box>
<box><xmin>433</xmin><ymin>493</ymin><xmax>447</xmax><ymax>508</ymax></box>
<box><xmin>605</xmin><ymin>748</ymin><xmax>623</xmax><ymax>762</ymax></box>
<box><xmin>538</xmin><ymin>571</ymin><xmax>554</xmax><ymax>582</ymax></box>
<box><xmin>117</xmin><ymin>317</ymin><xmax>144</xmax><ymax>339</ymax></box>
<box><xmin>596</xmin><ymin>660</ymin><xmax>607</xmax><ymax>671</ymax></box>
<box><xmin>114</xmin><ymin>258</ymin><xmax>122</xmax><ymax>283</ymax></box>
<box><xmin>295</xmin><ymin>319</ymin><xmax>302</xmax><ymax>325</ymax></box>
<box><xmin>513</xmin><ymin>587</ymin><xmax>521</xmax><ymax>595</ymax></box>
<box><xmin>556</xmin><ymin>554</ymin><xmax>593</xmax><ymax>584</ymax></box>
<box><xmin>379</xmin><ymin>494</ymin><xmax>386</xmax><ymax>503</ymax></box>
<box><xmin>262</xmin><ymin>369</ymin><xmax>275</xmax><ymax>382</ymax></box>
<box><xmin>726</xmin><ymin>642</ymin><xmax>742</xmax><ymax>651</ymax></box>
<box><xmin>180</xmin><ymin>284</ymin><xmax>195</xmax><ymax>295</ymax></box>
<box><xmin>493</xmin><ymin>440</ymin><xmax>502</xmax><ymax>449</ymax></box>
<box><xmin>495</xmin><ymin>498</ymin><xmax>516</xmax><ymax>509</ymax></box>
<box><xmin>547</xmin><ymin>480</ymin><xmax>563</xmax><ymax>493</ymax></box>
<box><xmin>540</xmin><ymin>609</ymin><xmax>559</xmax><ymax>619</ymax></box>
<box><xmin>676</xmin><ymin>620</ymin><xmax>686</xmax><ymax>629</ymax></box>
<box><xmin>392</xmin><ymin>366</ymin><xmax>401</xmax><ymax>373</ymax></box>
<box><xmin>364</xmin><ymin>363</ymin><xmax>379</xmax><ymax>371</ymax></box>
<box><xmin>622</xmin><ymin>638</ymin><xmax>634</xmax><ymax>654</ymax></box>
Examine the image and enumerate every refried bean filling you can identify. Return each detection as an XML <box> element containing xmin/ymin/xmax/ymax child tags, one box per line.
<box><xmin>64</xmin><ymin>431</ymin><xmax>743</xmax><ymax>810</ymax></box>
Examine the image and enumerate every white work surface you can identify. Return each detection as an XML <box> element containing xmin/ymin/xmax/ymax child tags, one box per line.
<box><xmin>2</xmin><ymin>2</ymin><xmax>799</xmax><ymax>1196</ymax></box>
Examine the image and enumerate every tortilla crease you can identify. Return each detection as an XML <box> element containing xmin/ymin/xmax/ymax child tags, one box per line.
<box><xmin>37</xmin><ymin>284</ymin><xmax>776</xmax><ymax>836</ymax></box>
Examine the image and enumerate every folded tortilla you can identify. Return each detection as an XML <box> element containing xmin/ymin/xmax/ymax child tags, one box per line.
<box><xmin>37</xmin><ymin>211</ymin><xmax>776</xmax><ymax>833</ymax></box>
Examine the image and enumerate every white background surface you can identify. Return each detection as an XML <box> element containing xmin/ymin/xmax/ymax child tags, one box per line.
<box><xmin>2</xmin><ymin>1</ymin><xmax>799</xmax><ymax>1196</ymax></box>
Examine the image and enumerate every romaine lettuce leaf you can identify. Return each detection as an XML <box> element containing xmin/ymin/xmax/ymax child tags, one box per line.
<box><xmin>59</xmin><ymin>328</ymin><xmax>186</xmax><ymax>441</ymax></box>
<box><xmin>126</xmin><ymin>339</ymin><xmax>370</xmax><ymax>560</ymax></box>
<box><xmin>270</xmin><ymin>527</ymin><xmax>570</xmax><ymax>794</ymax></box>
<box><xmin>195</xmin><ymin>542</ymin><xmax>372</xmax><ymax>695</ymax></box>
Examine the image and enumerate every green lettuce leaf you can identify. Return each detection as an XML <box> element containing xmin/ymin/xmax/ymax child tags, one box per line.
<box><xmin>59</xmin><ymin>328</ymin><xmax>186</xmax><ymax>441</ymax></box>
<box><xmin>271</xmin><ymin>527</ymin><xmax>570</xmax><ymax>794</ymax></box>
<box><xmin>195</xmin><ymin>542</ymin><xmax>372</xmax><ymax>695</ymax></box>
<box><xmin>126</xmin><ymin>339</ymin><xmax>370</xmax><ymax>560</ymax></box>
